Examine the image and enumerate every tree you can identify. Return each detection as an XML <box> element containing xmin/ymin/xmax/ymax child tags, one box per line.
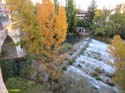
<box><xmin>66</xmin><ymin>0</ymin><xmax>77</xmax><ymax>32</ymax></box>
<box><xmin>108</xmin><ymin>35</ymin><xmax>125</xmax><ymax>89</ymax></box>
<box><xmin>100</xmin><ymin>4</ymin><xmax>125</xmax><ymax>38</ymax></box>
<box><xmin>36</xmin><ymin>0</ymin><xmax>67</xmax><ymax>53</ymax></box>
<box><xmin>36</xmin><ymin>0</ymin><xmax>67</xmax><ymax>91</ymax></box>
<box><xmin>85</xmin><ymin>0</ymin><xmax>97</xmax><ymax>30</ymax></box>
<box><xmin>7</xmin><ymin>0</ymin><xmax>68</xmax><ymax>91</ymax></box>
<box><xmin>54</xmin><ymin>0</ymin><xmax>59</xmax><ymax>14</ymax></box>
<box><xmin>6</xmin><ymin>0</ymin><xmax>44</xmax><ymax>57</ymax></box>
<box><xmin>94</xmin><ymin>8</ymin><xmax>111</xmax><ymax>36</ymax></box>
<box><xmin>7</xmin><ymin>0</ymin><xmax>67</xmax><ymax>79</ymax></box>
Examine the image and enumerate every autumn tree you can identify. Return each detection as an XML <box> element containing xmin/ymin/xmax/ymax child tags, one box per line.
<box><xmin>6</xmin><ymin>0</ymin><xmax>44</xmax><ymax>57</ymax></box>
<box><xmin>36</xmin><ymin>0</ymin><xmax>67</xmax><ymax>76</ymax></box>
<box><xmin>108</xmin><ymin>35</ymin><xmax>125</xmax><ymax>90</ymax></box>
<box><xmin>36</xmin><ymin>0</ymin><xmax>67</xmax><ymax>91</ymax></box>
<box><xmin>7</xmin><ymin>0</ymin><xmax>67</xmax><ymax>91</ymax></box>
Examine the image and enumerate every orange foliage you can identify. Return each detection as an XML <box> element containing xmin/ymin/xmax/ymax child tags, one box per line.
<box><xmin>36</xmin><ymin>0</ymin><xmax>68</xmax><ymax>80</ymax></box>
<box><xmin>37</xmin><ymin>0</ymin><xmax>67</xmax><ymax>52</ymax></box>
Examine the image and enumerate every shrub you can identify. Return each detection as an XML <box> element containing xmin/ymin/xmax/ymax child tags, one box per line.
<box><xmin>0</xmin><ymin>60</ymin><xmax>14</xmax><ymax>81</ymax></box>
<box><xmin>107</xmin><ymin>82</ymin><xmax>115</xmax><ymax>87</ymax></box>
<box><xmin>5</xmin><ymin>77</ymin><xmax>49</xmax><ymax>93</ymax></box>
<box><xmin>20</xmin><ymin>60</ymin><xmax>33</xmax><ymax>78</ymax></box>
<box><xmin>59</xmin><ymin>43</ymin><xmax>73</xmax><ymax>54</ymax></box>
<box><xmin>68</xmin><ymin>59</ymin><xmax>75</xmax><ymax>65</ymax></box>
<box><xmin>53</xmin><ymin>71</ymin><xmax>90</xmax><ymax>93</ymax></box>
<box><xmin>62</xmin><ymin>66</ymin><xmax>67</xmax><ymax>71</ymax></box>
<box><xmin>92</xmin><ymin>36</ymin><xmax>111</xmax><ymax>44</ymax></box>
<box><xmin>95</xmin><ymin>67</ymin><xmax>102</xmax><ymax>74</ymax></box>
<box><xmin>77</xmin><ymin>64</ymin><xmax>82</xmax><ymax>68</ymax></box>
<box><xmin>91</xmin><ymin>72</ymin><xmax>98</xmax><ymax>77</ymax></box>
<box><xmin>96</xmin><ymin>77</ymin><xmax>101</xmax><ymax>81</ymax></box>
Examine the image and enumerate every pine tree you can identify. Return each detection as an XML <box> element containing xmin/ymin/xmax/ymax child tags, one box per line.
<box><xmin>85</xmin><ymin>0</ymin><xmax>97</xmax><ymax>29</ymax></box>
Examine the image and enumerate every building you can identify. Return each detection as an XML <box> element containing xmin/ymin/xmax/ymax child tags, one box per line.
<box><xmin>76</xmin><ymin>10</ymin><xmax>86</xmax><ymax>20</ymax></box>
<box><xmin>75</xmin><ymin>10</ymin><xmax>87</xmax><ymax>36</ymax></box>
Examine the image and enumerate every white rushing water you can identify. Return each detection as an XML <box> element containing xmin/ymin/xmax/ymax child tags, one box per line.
<box><xmin>66</xmin><ymin>39</ymin><xmax>117</xmax><ymax>92</ymax></box>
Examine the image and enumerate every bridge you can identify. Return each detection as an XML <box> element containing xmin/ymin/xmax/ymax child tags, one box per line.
<box><xmin>0</xmin><ymin>17</ymin><xmax>25</xmax><ymax>59</ymax></box>
<box><xmin>0</xmin><ymin>0</ymin><xmax>25</xmax><ymax>59</ymax></box>
<box><xmin>0</xmin><ymin>17</ymin><xmax>26</xmax><ymax>93</ymax></box>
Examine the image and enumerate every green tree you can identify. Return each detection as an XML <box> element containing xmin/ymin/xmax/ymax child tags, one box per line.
<box><xmin>94</xmin><ymin>8</ymin><xmax>111</xmax><ymax>36</ymax></box>
<box><xmin>102</xmin><ymin>4</ymin><xmax>125</xmax><ymax>38</ymax></box>
<box><xmin>0</xmin><ymin>60</ymin><xmax>14</xmax><ymax>81</ymax></box>
<box><xmin>54</xmin><ymin>0</ymin><xmax>59</xmax><ymax>14</ymax></box>
<box><xmin>85</xmin><ymin>0</ymin><xmax>97</xmax><ymax>30</ymax></box>
<box><xmin>66</xmin><ymin>0</ymin><xmax>77</xmax><ymax>32</ymax></box>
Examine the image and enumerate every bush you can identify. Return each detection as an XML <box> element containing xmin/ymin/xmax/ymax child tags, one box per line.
<box><xmin>53</xmin><ymin>71</ymin><xmax>90</xmax><ymax>93</ymax></box>
<box><xmin>62</xmin><ymin>66</ymin><xmax>67</xmax><ymax>71</ymax></box>
<box><xmin>77</xmin><ymin>64</ymin><xmax>82</xmax><ymax>68</ymax></box>
<box><xmin>59</xmin><ymin>43</ymin><xmax>73</xmax><ymax>54</ymax></box>
<box><xmin>91</xmin><ymin>72</ymin><xmax>98</xmax><ymax>77</ymax></box>
<box><xmin>92</xmin><ymin>36</ymin><xmax>111</xmax><ymax>44</ymax></box>
<box><xmin>107</xmin><ymin>82</ymin><xmax>115</xmax><ymax>87</ymax></box>
<box><xmin>0</xmin><ymin>60</ymin><xmax>14</xmax><ymax>81</ymax></box>
<box><xmin>20</xmin><ymin>59</ymin><xmax>33</xmax><ymax>78</ymax></box>
<box><xmin>96</xmin><ymin>77</ymin><xmax>101</xmax><ymax>81</ymax></box>
<box><xmin>95</xmin><ymin>67</ymin><xmax>102</xmax><ymax>74</ymax></box>
<box><xmin>5</xmin><ymin>77</ymin><xmax>49</xmax><ymax>93</ymax></box>
<box><xmin>67</xmin><ymin>59</ymin><xmax>75</xmax><ymax>65</ymax></box>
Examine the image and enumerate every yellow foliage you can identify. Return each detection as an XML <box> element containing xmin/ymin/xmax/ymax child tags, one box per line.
<box><xmin>36</xmin><ymin>0</ymin><xmax>67</xmax><ymax>80</ymax></box>
<box><xmin>6</xmin><ymin>0</ymin><xmax>44</xmax><ymax>56</ymax></box>
<box><xmin>95</xmin><ymin>9</ymin><xmax>103</xmax><ymax>17</ymax></box>
<box><xmin>108</xmin><ymin>35</ymin><xmax>125</xmax><ymax>89</ymax></box>
<box><xmin>109</xmin><ymin>35</ymin><xmax>125</xmax><ymax>61</ymax></box>
<box><xmin>37</xmin><ymin>0</ymin><xmax>67</xmax><ymax>52</ymax></box>
<box><xmin>7</xmin><ymin>0</ymin><xmax>67</xmax><ymax>81</ymax></box>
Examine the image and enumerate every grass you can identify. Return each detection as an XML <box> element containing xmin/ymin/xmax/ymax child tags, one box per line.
<box><xmin>5</xmin><ymin>77</ymin><xmax>50</xmax><ymax>93</ymax></box>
